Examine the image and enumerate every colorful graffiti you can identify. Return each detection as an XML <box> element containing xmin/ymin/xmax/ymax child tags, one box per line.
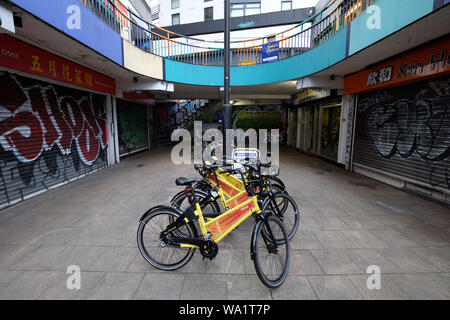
<box><xmin>0</xmin><ymin>73</ymin><xmax>107</xmax><ymax>207</ymax></box>
<box><xmin>233</xmin><ymin>105</ymin><xmax>287</xmax><ymax>144</ymax></box>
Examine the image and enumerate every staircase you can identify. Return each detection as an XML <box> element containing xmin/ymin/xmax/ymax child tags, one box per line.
<box><xmin>156</xmin><ymin>99</ymin><xmax>215</xmax><ymax>147</ymax></box>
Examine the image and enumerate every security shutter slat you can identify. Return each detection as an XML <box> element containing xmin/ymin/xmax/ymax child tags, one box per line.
<box><xmin>353</xmin><ymin>75</ymin><xmax>450</xmax><ymax>202</ymax></box>
<box><xmin>0</xmin><ymin>72</ymin><xmax>108</xmax><ymax>209</ymax></box>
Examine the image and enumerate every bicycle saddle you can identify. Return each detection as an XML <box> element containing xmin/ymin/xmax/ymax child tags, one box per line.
<box><xmin>175</xmin><ymin>177</ymin><xmax>203</xmax><ymax>186</ymax></box>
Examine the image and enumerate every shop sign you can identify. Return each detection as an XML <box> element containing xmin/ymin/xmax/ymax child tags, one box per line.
<box><xmin>262</xmin><ymin>41</ymin><xmax>279</xmax><ymax>64</ymax></box>
<box><xmin>122</xmin><ymin>91</ymin><xmax>155</xmax><ymax>105</ymax></box>
<box><xmin>238</xmin><ymin>21</ymin><xmax>256</xmax><ymax>29</ymax></box>
<box><xmin>344</xmin><ymin>37</ymin><xmax>450</xmax><ymax>95</ymax></box>
<box><xmin>0</xmin><ymin>34</ymin><xmax>116</xmax><ymax>95</ymax></box>
<box><xmin>295</xmin><ymin>88</ymin><xmax>331</xmax><ymax>104</ymax></box>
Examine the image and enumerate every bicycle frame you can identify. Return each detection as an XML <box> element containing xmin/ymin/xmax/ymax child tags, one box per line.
<box><xmin>205</xmin><ymin>168</ymin><xmax>251</xmax><ymax>210</ymax></box>
<box><xmin>179</xmin><ymin>195</ymin><xmax>261</xmax><ymax>248</ymax></box>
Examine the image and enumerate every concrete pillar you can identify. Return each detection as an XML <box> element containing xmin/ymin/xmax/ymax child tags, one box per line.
<box><xmin>338</xmin><ymin>94</ymin><xmax>357</xmax><ymax>169</ymax></box>
<box><xmin>106</xmin><ymin>95</ymin><xmax>120</xmax><ymax>165</ymax></box>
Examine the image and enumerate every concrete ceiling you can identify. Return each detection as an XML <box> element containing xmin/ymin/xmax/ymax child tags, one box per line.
<box><xmin>168</xmin><ymin>80</ymin><xmax>298</xmax><ymax>100</ymax></box>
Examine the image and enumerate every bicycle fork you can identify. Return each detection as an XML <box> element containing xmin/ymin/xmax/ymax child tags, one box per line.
<box><xmin>250</xmin><ymin>213</ymin><xmax>279</xmax><ymax>260</ymax></box>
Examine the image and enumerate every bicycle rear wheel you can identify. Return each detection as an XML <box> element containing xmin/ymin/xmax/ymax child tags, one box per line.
<box><xmin>171</xmin><ymin>189</ymin><xmax>221</xmax><ymax>218</ymax></box>
<box><xmin>252</xmin><ymin>216</ymin><xmax>290</xmax><ymax>289</ymax></box>
<box><xmin>137</xmin><ymin>207</ymin><xmax>196</xmax><ymax>271</ymax></box>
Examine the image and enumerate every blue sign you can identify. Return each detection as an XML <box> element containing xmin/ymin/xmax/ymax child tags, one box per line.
<box><xmin>262</xmin><ymin>41</ymin><xmax>279</xmax><ymax>63</ymax></box>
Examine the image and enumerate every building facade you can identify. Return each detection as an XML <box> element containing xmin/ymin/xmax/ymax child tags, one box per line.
<box><xmin>344</xmin><ymin>35</ymin><xmax>450</xmax><ymax>205</ymax></box>
<box><xmin>156</xmin><ymin>0</ymin><xmax>318</xmax><ymax>27</ymax></box>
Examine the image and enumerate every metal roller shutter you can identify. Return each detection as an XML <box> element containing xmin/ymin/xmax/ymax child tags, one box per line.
<box><xmin>353</xmin><ymin>75</ymin><xmax>450</xmax><ymax>202</ymax></box>
<box><xmin>0</xmin><ymin>72</ymin><xmax>108</xmax><ymax>209</ymax></box>
<box><xmin>117</xmin><ymin>99</ymin><xmax>149</xmax><ymax>156</ymax></box>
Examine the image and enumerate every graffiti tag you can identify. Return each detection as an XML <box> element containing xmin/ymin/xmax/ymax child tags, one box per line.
<box><xmin>0</xmin><ymin>74</ymin><xmax>106</xmax><ymax>166</ymax></box>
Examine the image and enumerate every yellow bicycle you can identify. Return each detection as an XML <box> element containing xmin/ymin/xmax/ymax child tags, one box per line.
<box><xmin>137</xmin><ymin>162</ymin><xmax>291</xmax><ymax>288</ymax></box>
<box><xmin>171</xmin><ymin>161</ymin><xmax>299</xmax><ymax>239</ymax></box>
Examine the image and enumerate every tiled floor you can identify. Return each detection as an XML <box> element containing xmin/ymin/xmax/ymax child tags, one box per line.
<box><xmin>0</xmin><ymin>147</ymin><xmax>449</xmax><ymax>300</ymax></box>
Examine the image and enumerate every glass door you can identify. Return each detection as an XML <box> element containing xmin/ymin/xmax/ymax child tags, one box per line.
<box><xmin>288</xmin><ymin>108</ymin><xmax>298</xmax><ymax>147</ymax></box>
<box><xmin>318</xmin><ymin>103</ymin><xmax>342</xmax><ymax>161</ymax></box>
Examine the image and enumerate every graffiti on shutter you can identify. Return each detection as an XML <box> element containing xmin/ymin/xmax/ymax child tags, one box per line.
<box><xmin>354</xmin><ymin>75</ymin><xmax>450</xmax><ymax>191</ymax></box>
<box><xmin>0</xmin><ymin>72</ymin><xmax>108</xmax><ymax>208</ymax></box>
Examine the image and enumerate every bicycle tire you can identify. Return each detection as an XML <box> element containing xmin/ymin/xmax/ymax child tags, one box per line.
<box><xmin>252</xmin><ymin>215</ymin><xmax>290</xmax><ymax>289</ymax></box>
<box><xmin>171</xmin><ymin>189</ymin><xmax>221</xmax><ymax>216</ymax></box>
<box><xmin>137</xmin><ymin>207</ymin><xmax>197</xmax><ymax>271</ymax></box>
<box><xmin>261</xmin><ymin>193</ymin><xmax>299</xmax><ymax>240</ymax></box>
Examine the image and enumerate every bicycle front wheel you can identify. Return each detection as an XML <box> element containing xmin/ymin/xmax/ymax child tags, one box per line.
<box><xmin>262</xmin><ymin>193</ymin><xmax>299</xmax><ymax>240</ymax></box>
<box><xmin>137</xmin><ymin>207</ymin><xmax>196</xmax><ymax>271</ymax></box>
<box><xmin>252</xmin><ymin>216</ymin><xmax>290</xmax><ymax>289</ymax></box>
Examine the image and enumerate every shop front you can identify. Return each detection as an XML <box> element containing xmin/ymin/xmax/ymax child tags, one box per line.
<box><xmin>0</xmin><ymin>35</ymin><xmax>116</xmax><ymax>208</ymax></box>
<box><xmin>345</xmin><ymin>35</ymin><xmax>450</xmax><ymax>204</ymax></box>
<box><xmin>287</xmin><ymin>108</ymin><xmax>298</xmax><ymax>148</ymax></box>
<box><xmin>116</xmin><ymin>98</ymin><xmax>151</xmax><ymax>157</ymax></box>
<box><xmin>292</xmin><ymin>89</ymin><xmax>344</xmax><ymax>163</ymax></box>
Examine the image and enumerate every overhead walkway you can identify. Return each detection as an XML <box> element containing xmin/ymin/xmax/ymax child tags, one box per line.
<box><xmin>8</xmin><ymin>0</ymin><xmax>449</xmax><ymax>89</ymax></box>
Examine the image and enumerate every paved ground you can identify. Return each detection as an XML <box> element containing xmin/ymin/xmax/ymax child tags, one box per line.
<box><xmin>0</xmin><ymin>147</ymin><xmax>449</xmax><ymax>300</ymax></box>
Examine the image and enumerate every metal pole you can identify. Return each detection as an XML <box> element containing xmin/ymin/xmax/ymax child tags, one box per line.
<box><xmin>223</xmin><ymin>0</ymin><xmax>232</xmax><ymax>161</ymax></box>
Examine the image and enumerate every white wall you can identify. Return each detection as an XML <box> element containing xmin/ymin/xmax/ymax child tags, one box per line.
<box><xmin>262</xmin><ymin>0</ymin><xmax>319</xmax><ymax>13</ymax></box>
<box><xmin>159</xmin><ymin>0</ymin><xmax>224</xmax><ymax>27</ymax></box>
<box><xmin>158</xmin><ymin>0</ymin><xmax>319</xmax><ymax>27</ymax></box>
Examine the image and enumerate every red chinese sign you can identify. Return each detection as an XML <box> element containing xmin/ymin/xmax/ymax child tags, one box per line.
<box><xmin>344</xmin><ymin>36</ymin><xmax>450</xmax><ymax>95</ymax></box>
<box><xmin>0</xmin><ymin>34</ymin><xmax>116</xmax><ymax>95</ymax></box>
